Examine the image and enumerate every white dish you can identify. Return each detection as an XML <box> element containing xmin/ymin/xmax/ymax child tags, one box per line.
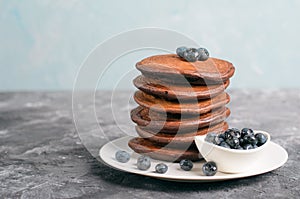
<box><xmin>99</xmin><ymin>136</ymin><xmax>288</xmax><ymax>182</ymax></box>
<box><xmin>194</xmin><ymin>130</ymin><xmax>271</xmax><ymax>173</ymax></box>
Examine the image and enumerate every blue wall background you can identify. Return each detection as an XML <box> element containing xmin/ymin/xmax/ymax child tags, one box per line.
<box><xmin>1</xmin><ymin>0</ymin><xmax>300</xmax><ymax>90</ymax></box>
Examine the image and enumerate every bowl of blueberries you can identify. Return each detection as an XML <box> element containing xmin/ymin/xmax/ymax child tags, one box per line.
<box><xmin>194</xmin><ymin>128</ymin><xmax>270</xmax><ymax>173</ymax></box>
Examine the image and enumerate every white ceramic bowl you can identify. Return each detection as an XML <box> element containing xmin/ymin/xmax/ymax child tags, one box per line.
<box><xmin>194</xmin><ymin>130</ymin><xmax>271</xmax><ymax>173</ymax></box>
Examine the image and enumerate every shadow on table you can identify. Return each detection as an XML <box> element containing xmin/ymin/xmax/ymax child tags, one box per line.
<box><xmin>88</xmin><ymin>157</ymin><xmax>271</xmax><ymax>192</ymax></box>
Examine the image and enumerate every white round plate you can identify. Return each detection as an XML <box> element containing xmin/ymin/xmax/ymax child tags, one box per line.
<box><xmin>99</xmin><ymin>136</ymin><xmax>288</xmax><ymax>182</ymax></box>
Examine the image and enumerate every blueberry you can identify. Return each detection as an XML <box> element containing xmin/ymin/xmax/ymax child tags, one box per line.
<box><xmin>183</xmin><ymin>48</ymin><xmax>199</xmax><ymax>62</ymax></box>
<box><xmin>239</xmin><ymin>138</ymin><xmax>245</xmax><ymax>146</ymax></box>
<box><xmin>197</xmin><ymin>48</ymin><xmax>209</xmax><ymax>61</ymax></box>
<box><xmin>179</xmin><ymin>159</ymin><xmax>193</xmax><ymax>171</ymax></box>
<box><xmin>219</xmin><ymin>141</ymin><xmax>231</xmax><ymax>149</ymax></box>
<box><xmin>243</xmin><ymin>144</ymin><xmax>254</xmax><ymax>150</ymax></box>
<box><xmin>217</xmin><ymin>133</ymin><xmax>225</xmax><ymax>140</ymax></box>
<box><xmin>224</xmin><ymin>129</ymin><xmax>234</xmax><ymax>139</ymax></box>
<box><xmin>155</xmin><ymin>163</ymin><xmax>168</xmax><ymax>174</ymax></box>
<box><xmin>137</xmin><ymin>155</ymin><xmax>151</xmax><ymax>170</ymax></box>
<box><xmin>176</xmin><ymin>46</ymin><xmax>188</xmax><ymax>58</ymax></box>
<box><xmin>243</xmin><ymin>135</ymin><xmax>258</xmax><ymax>145</ymax></box>
<box><xmin>213</xmin><ymin>136</ymin><xmax>224</xmax><ymax>145</ymax></box>
<box><xmin>231</xmin><ymin>128</ymin><xmax>241</xmax><ymax>138</ymax></box>
<box><xmin>225</xmin><ymin>128</ymin><xmax>241</xmax><ymax>139</ymax></box>
<box><xmin>115</xmin><ymin>150</ymin><xmax>130</xmax><ymax>163</ymax></box>
<box><xmin>241</xmin><ymin>128</ymin><xmax>254</xmax><ymax>137</ymax></box>
<box><xmin>226</xmin><ymin>137</ymin><xmax>240</xmax><ymax>149</ymax></box>
<box><xmin>252</xmin><ymin>144</ymin><xmax>258</xmax><ymax>149</ymax></box>
<box><xmin>205</xmin><ymin>133</ymin><xmax>218</xmax><ymax>143</ymax></box>
<box><xmin>202</xmin><ymin>161</ymin><xmax>217</xmax><ymax>176</ymax></box>
<box><xmin>255</xmin><ymin>133</ymin><xmax>267</xmax><ymax>146</ymax></box>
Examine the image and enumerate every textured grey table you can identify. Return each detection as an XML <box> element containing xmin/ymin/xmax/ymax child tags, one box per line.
<box><xmin>0</xmin><ymin>90</ymin><xmax>299</xmax><ymax>199</ymax></box>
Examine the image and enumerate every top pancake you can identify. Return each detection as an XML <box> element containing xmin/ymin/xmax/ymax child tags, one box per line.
<box><xmin>136</xmin><ymin>54</ymin><xmax>235</xmax><ymax>85</ymax></box>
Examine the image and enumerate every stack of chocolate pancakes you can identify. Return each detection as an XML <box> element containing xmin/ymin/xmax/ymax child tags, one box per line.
<box><xmin>128</xmin><ymin>54</ymin><xmax>235</xmax><ymax>162</ymax></box>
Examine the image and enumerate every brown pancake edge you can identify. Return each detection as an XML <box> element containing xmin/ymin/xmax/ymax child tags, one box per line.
<box><xmin>133</xmin><ymin>75</ymin><xmax>230</xmax><ymax>100</ymax></box>
<box><xmin>128</xmin><ymin>137</ymin><xmax>201</xmax><ymax>162</ymax></box>
<box><xmin>136</xmin><ymin>122</ymin><xmax>229</xmax><ymax>146</ymax></box>
<box><xmin>134</xmin><ymin>90</ymin><xmax>230</xmax><ymax>115</ymax></box>
<box><xmin>131</xmin><ymin>106</ymin><xmax>231</xmax><ymax>133</ymax></box>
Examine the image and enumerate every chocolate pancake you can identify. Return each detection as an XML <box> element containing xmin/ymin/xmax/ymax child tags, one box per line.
<box><xmin>136</xmin><ymin>54</ymin><xmax>235</xmax><ymax>85</ymax></box>
<box><xmin>133</xmin><ymin>75</ymin><xmax>230</xmax><ymax>100</ymax></box>
<box><xmin>136</xmin><ymin>122</ymin><xmax>228</xmax><ymax>147</ymax></box>
<box><xmin>128</xmin><ymin>137</ymin><xmax>201</xmax><ymax>162</ymax></box>
<box><xmin>131</xmin><ymin>106</ymin><xmax>230</xmax><ymax>133</ymax></box>
<box><xmin>134</xmin><ymin>90</ymin><xmax>230</xmax><ymax>115</ymax></box>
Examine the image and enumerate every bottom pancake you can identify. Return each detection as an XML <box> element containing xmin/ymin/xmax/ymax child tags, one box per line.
<box><xmin>136</xmin><ymin>122</ymin><xmax>228</xmax><ymax>148</ymax></box>
<box><xmin>128</xmin><ymin>137</ymin><xmax>201</xmax><ymax>162</ymax></box>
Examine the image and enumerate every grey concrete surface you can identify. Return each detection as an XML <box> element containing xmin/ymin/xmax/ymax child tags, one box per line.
<box><xmin>0</xmin><ymin>90</ymin><xmax>299</xmax><ymax>199</ymax></box>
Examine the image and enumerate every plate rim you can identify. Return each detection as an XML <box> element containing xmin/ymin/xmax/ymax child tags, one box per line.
<box><xmin>99</xmin><ymin>136</ymin><xmax>288</xmax><ymax>182</ymax></box>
